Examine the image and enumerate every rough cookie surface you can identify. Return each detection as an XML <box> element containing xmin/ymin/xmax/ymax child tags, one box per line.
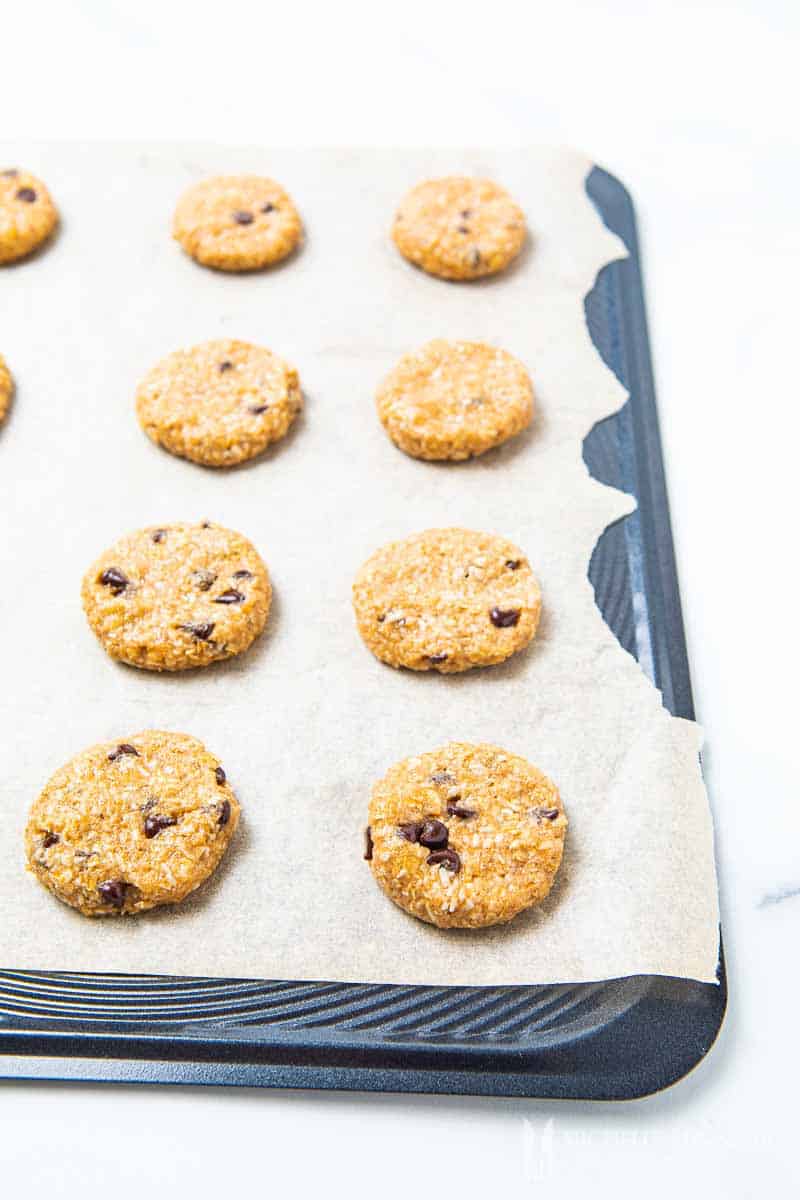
<box><xmin>0</xmin><ymin>355</ymin><xmax>12</xmax><ymax>424</ymax></box>
<box><xmin>366</xmin><ymin>742</ymin><xmax>566</xmax><ymax>928</ymax></box>
<box><xmin>352</xmin><ymin>527</ymin><xmax>541</xmax><ymax>673</ymax></box>
<box><xmin>135</xmin><ymin>338</ymin><xmax>302</xmax><ymax>467</ymax></box>
<box><xmin>173</xmin><ymin>175</ymin><xmax>302</xmax><ymax>271</ymax></box>
<box><xmin>377</xmin><ymin>339</ymin><xmax>533</xmax><ymax>460</ymax></box>
<box><xmin>81</xmin><ymin>521</ymin><xmax>271</xmax><ymax>671</ymax></box>
<box><xmin>26</xmin><ymin>730</ymin><xmax>239</xmax><ymax>917</ymax></box>
<box><xmin>392</xmin><ymin>177</ymin><xmax>526</xmax><ymax>280</ymax></box>
<box><xmin>0</xmin><ymin>168</ymin><xmax>58</xmax><ymax>264</ymax></box>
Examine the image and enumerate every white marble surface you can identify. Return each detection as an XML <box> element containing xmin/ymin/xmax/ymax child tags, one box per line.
<box><xmin>1</xmin><ymin>1</ymin><xmax>798</xmax><ymax>1193</ymax></box>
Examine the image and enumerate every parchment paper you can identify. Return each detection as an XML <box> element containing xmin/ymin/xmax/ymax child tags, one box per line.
<box><xmin>0</xmin><ymin>144</ymin><xmax>719</xmax><ymax>985</ymax></box>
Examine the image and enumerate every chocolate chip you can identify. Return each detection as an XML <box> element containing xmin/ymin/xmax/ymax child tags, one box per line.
<box><xmin>489</xmin><ymin>607</ymin><xmax>521</xmax><ymax>628</ymax></box>
<box><xmin>430</xmin><ymin>771</ymin><xmax>455</xmax><ymax>786</ymax></box>
<box><xmin>213</xmin><ymin>589</ymin><xmax>244</xmax><ymax>604</ymax></box>
<box><xmin>376</xmin><ymin>614</ymin><xmax>385</xmax><ymax>623</ymax></box>
<box><xmin>233</xmin><ymin>569</ymin><xmax>253</xmax><ymax>580</ymax></box>
<box><xmin>108</xmin><ymin>743</ymin><xmax>139</xmax><ymax>762</ymax></box>
<box><xmin>398</xmin><ymin>821</ymin><xmax>423</xmax><ymax>843</ymax></box>
<box><xmin>419</xmin><ymin>819</ymin><xmax>449</xmax><ymax>850</ymax></box>
<box><xmin>201</xmin><ymin>521</ymin><xmax>212</xmax><ymax>529</ymax></box>
<box><xmin>427</xmin><ymin>849</ymin><xmax>461</xmax><ymax>872</ymax></box>
<box><xmin>447</xmin><ymin>800</ymin><xmax>476</xmax><ymax>819</ymax></box>
<box><xmin>215</xmin><ymin>766</ymin><xmax>226</xmax><ymax>786</ymax></box>
<box><xmin>533</xmin><ymin>806</ymin><xmax>560</xmax><ymax>821</ymax></box>
<box><xmin>144</xmin><ymin>814</ymin><xmax>177</xmax><ymax>838</ymax></box>
<box><xmin>16</xmin><ymin>187</ymin><xmax>37</xmax><ymax>203</ymax></box>
<box><xmin>192</xmin><ymin>569</ymin><xmax>217</xmax><ymax>592</ymax></box>
<box><xmin>469</xmin><ymin>248</ymin><xmax>482</xmax><ymax>268</ymax></box>
<box><xmin>99</xmin><ymin>567</ymin><xmax>129</xmax><ymax>596</ymax></box>
<box><xmin>152</xmin><ymin>529</ymin><xmax>167</xmax><ymax>543</ymax></box>
<box><xmin>218</xmin><ymin>799</ymin><xmax>231</xmax><ymax>827</ymax></box>
<box><xmin>232</xmin><ymin>210</ymin><xmax>254</xmax><ymax>225</ymax></box>
<box><xmin>427</xmin><ymin>653</ymin><xmax>449</xmax><ymax>665</ymax></box>
<box><xmin>97</xmin><ymin>879</ymin><xmax>128</xmax><ymax>907</ymax></box>
<box><xmin>364</xmin><ymin>825</ymin><xmax>373</xmax><ymax>860</ymax></box>
<box><xmin>180</xmin><ymin>622</ymin><xmax>215</xmax><ymax>641</ymax></box>
<box><xmin>218</xmin><ymin>360</ymin><xmax>234</xmax><ymax>372</ymax></box>
<box><xmin>457</xmin><ymin>224</ymin><xmax>470</xmax><ymax>234</ymax></box>
<box><xmin>261</xmin><ymin>202</ymin><xmax>276</xmax><ymax>213</ymax></box>
<box><xmin>249</xmin><ymin>404</ymin><xmax>269</xmax><ymax>415</ymax></box>
<box><xmin>460</xmin><ymin>209</ymin><xmax>472</xmax><ymax>218</ymax></box>
<box><xmin>505</xmin><ymin>559</ymin><xmax>521</xmax><ymax>570</ymax></box>
<box><xmin>42</xmin><ymin>832</ymin><xmax>59</xmax><ymax>849</ymax></box>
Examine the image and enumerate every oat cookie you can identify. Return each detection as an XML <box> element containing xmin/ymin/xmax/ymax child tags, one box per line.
<box><xmin>173</xmin><ymin>175</ymin><xmax>302</xmax><ymax>271</ymax></box>
<box><xmin>135</xmin><ymin>338</ymin><xmax>302</xmax><ymax>467</ymax></box>
<box><xmin>26</xmin><ymin>730</ymin><xmax>239</xmax><ymax>917</ymax></box>
<box><xmin>392</xmin><ymin>177</ymin><xmax>526</xmax><ymax>281</ymax></box>
<box><xmin>352</xmin><ymin>527</ymin><xmax>541</xmax><ymax>673</ymax></box>
<box><xmin>82</xmin><ymin>521</ymin><xmax>271</xmax><ymax>671</ymax></box>
<box><xmin>377</xmin><ymin>339</ymin><xmax>533</xmax><ymax>460</ymax></box>
<box><xmin>0</xmin><ymin>355</ymin><xmax>12</xmax><ymax>424</ymax></box>
<box><xmin>0</xmin><ymin>168</ymin><xmax>58</xmax><ymax>264</ymax></box>
<box><xmin>366</xmin><ymin>742</ymin><xmax>566</xmax><ymax>928</ymax></box>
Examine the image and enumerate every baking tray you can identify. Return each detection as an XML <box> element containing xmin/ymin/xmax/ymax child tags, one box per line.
<box><xmin>0</xmin><ymin>166</ymin><xmax>725</xmax><ymax>1099</ymax></box>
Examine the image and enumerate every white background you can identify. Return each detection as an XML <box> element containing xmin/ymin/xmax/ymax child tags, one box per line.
<box><xmin>1</xmin><ymin>0</ymin><xmax>798</xmax><ymax>1193</ymax></box>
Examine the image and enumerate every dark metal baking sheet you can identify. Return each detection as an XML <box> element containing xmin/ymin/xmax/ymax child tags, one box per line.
<box><xmin>0</xmin><ymin>165</ymin><xmax>725</xmax><ymax>1099</ymax></box>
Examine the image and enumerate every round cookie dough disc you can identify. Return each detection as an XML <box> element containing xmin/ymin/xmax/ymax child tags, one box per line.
<box><xmin>0</xmin><ymin>168</ymin><xmax>58</xmax><ymax>264</ymax></box>
<box><xmin>173</xmin><ymin>175</ymin><xmax>302</xmax><ymax>271</ymax></box>
<box><xmin>81</xmin><ymin>521</ymin><xmax>271</xmax><ymax>671</ymax></box>
<box><xmin>135</xmin><ymin>339</ymin><xmax>302</xmax><ymax>467</ymax></box>
<box><xmin>25</xmin><ymin>730</ymin><xmax>239</xmax><ymax>916</ymax></box>
<box><xmin>366</xmin><ymin>742</ymin><xmax>566</xmax><ymax>928</ymax></box>
<box><xmin>392</xmin><ymin>177</ymin><xmax>526</xmax><ymax>281</ymax></box>
<box><xmin>352</xmin><ymin>527</ymin><xmax>541</xmax><ymax>673</ymax></box>
<box><xmin>0</xmin><ymin>355</ymin><xmax>12</xmax><ymax>424</ymax></box>
<box><xmin>376</xmin><ymin>339</ymin><xmax>533</xmax><ymax>460</ymax></box>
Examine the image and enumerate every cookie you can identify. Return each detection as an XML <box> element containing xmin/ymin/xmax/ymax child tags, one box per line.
<box><xmin>352</xmin><ymin>527</ymin><xmax>541</xmax><ymax>673</ymax></box>
<box><xmin>172</xmin><ymin>175</ymin><xmax>302</xmax><ymax>271</ymax></box>
<box><xmin>0</xmin><ymin>355</ymin><xmax>12</xmax><ymax>424</ymax></box>
<box><xmin>135</xmin><ymin>339</ymin><xmax>302</xmax><ymax>467</ymax></box>
<box><xmin>0</xmin><ymin>168</ymin><xmax>58</xmax><ymax>264</ymax></box>
<box><xmin>26</xmin><ymin>730</ymin><xmax>239</xmax><ymax>917</ymax></box>
<box><xmin>392</xmin><ymin>177</ymin><xmax>526</xmax><ymax>281</ymax></box>
<box><xmin>377</xmin><ymin>339</ymin><xmax>533</xmax><ymax>460</ymax></box>
<box><xmin>81</xmin><ymin>521</ymin><xmax>271</xmax><ymax>671</ymax></box>
<box><xmin>366</xmin><ymin>742</ymin><xmax>566</xmax><ymax>928</ymax></box>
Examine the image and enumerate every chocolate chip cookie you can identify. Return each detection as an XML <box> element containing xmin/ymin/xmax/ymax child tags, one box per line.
<box><xmin>376</xmin><ymin>339</ymin><xmax>534</xmax><ymax>460</ymax></box>
<box><xmin>0</xmin><ymin>355</ymin><xmax>12</xmax><ymax>424</ymax></box>
<box><xmin>172</xmin><ymin>174</ymin><xmax>302</xmax><ymax>271</ymax></box>
<box><xmin>352</xmin><ymin>527</ymin><xmax>541</xmax><ymax>672</ymax></box>
<box><xmin>366</xmin><ymin>742</ymin><xmax>566</xmax><ymax>928</ymax></box>
<box><xmin>135</xmin><ymin>338</ymin><xmax>302</xmax><ymax>468</ymax></box>
<box><xmin>26</xmin><ymin>730</ymin><xmax>239</xmax><ymax>916</ymax></box>
<box><xmin>392</xmin><ymin>177</ymin><xmax>526</xmax><ymax>280</ymax></box>
<box><xmin>81</xmin><ymin>521</ymin><xmax>271</xmax><ymax>671</ymax></box>
<box><xmin>0</xmin><ymin>168</ymin><xmax>58</xmax><ymax>264</ymax></box>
